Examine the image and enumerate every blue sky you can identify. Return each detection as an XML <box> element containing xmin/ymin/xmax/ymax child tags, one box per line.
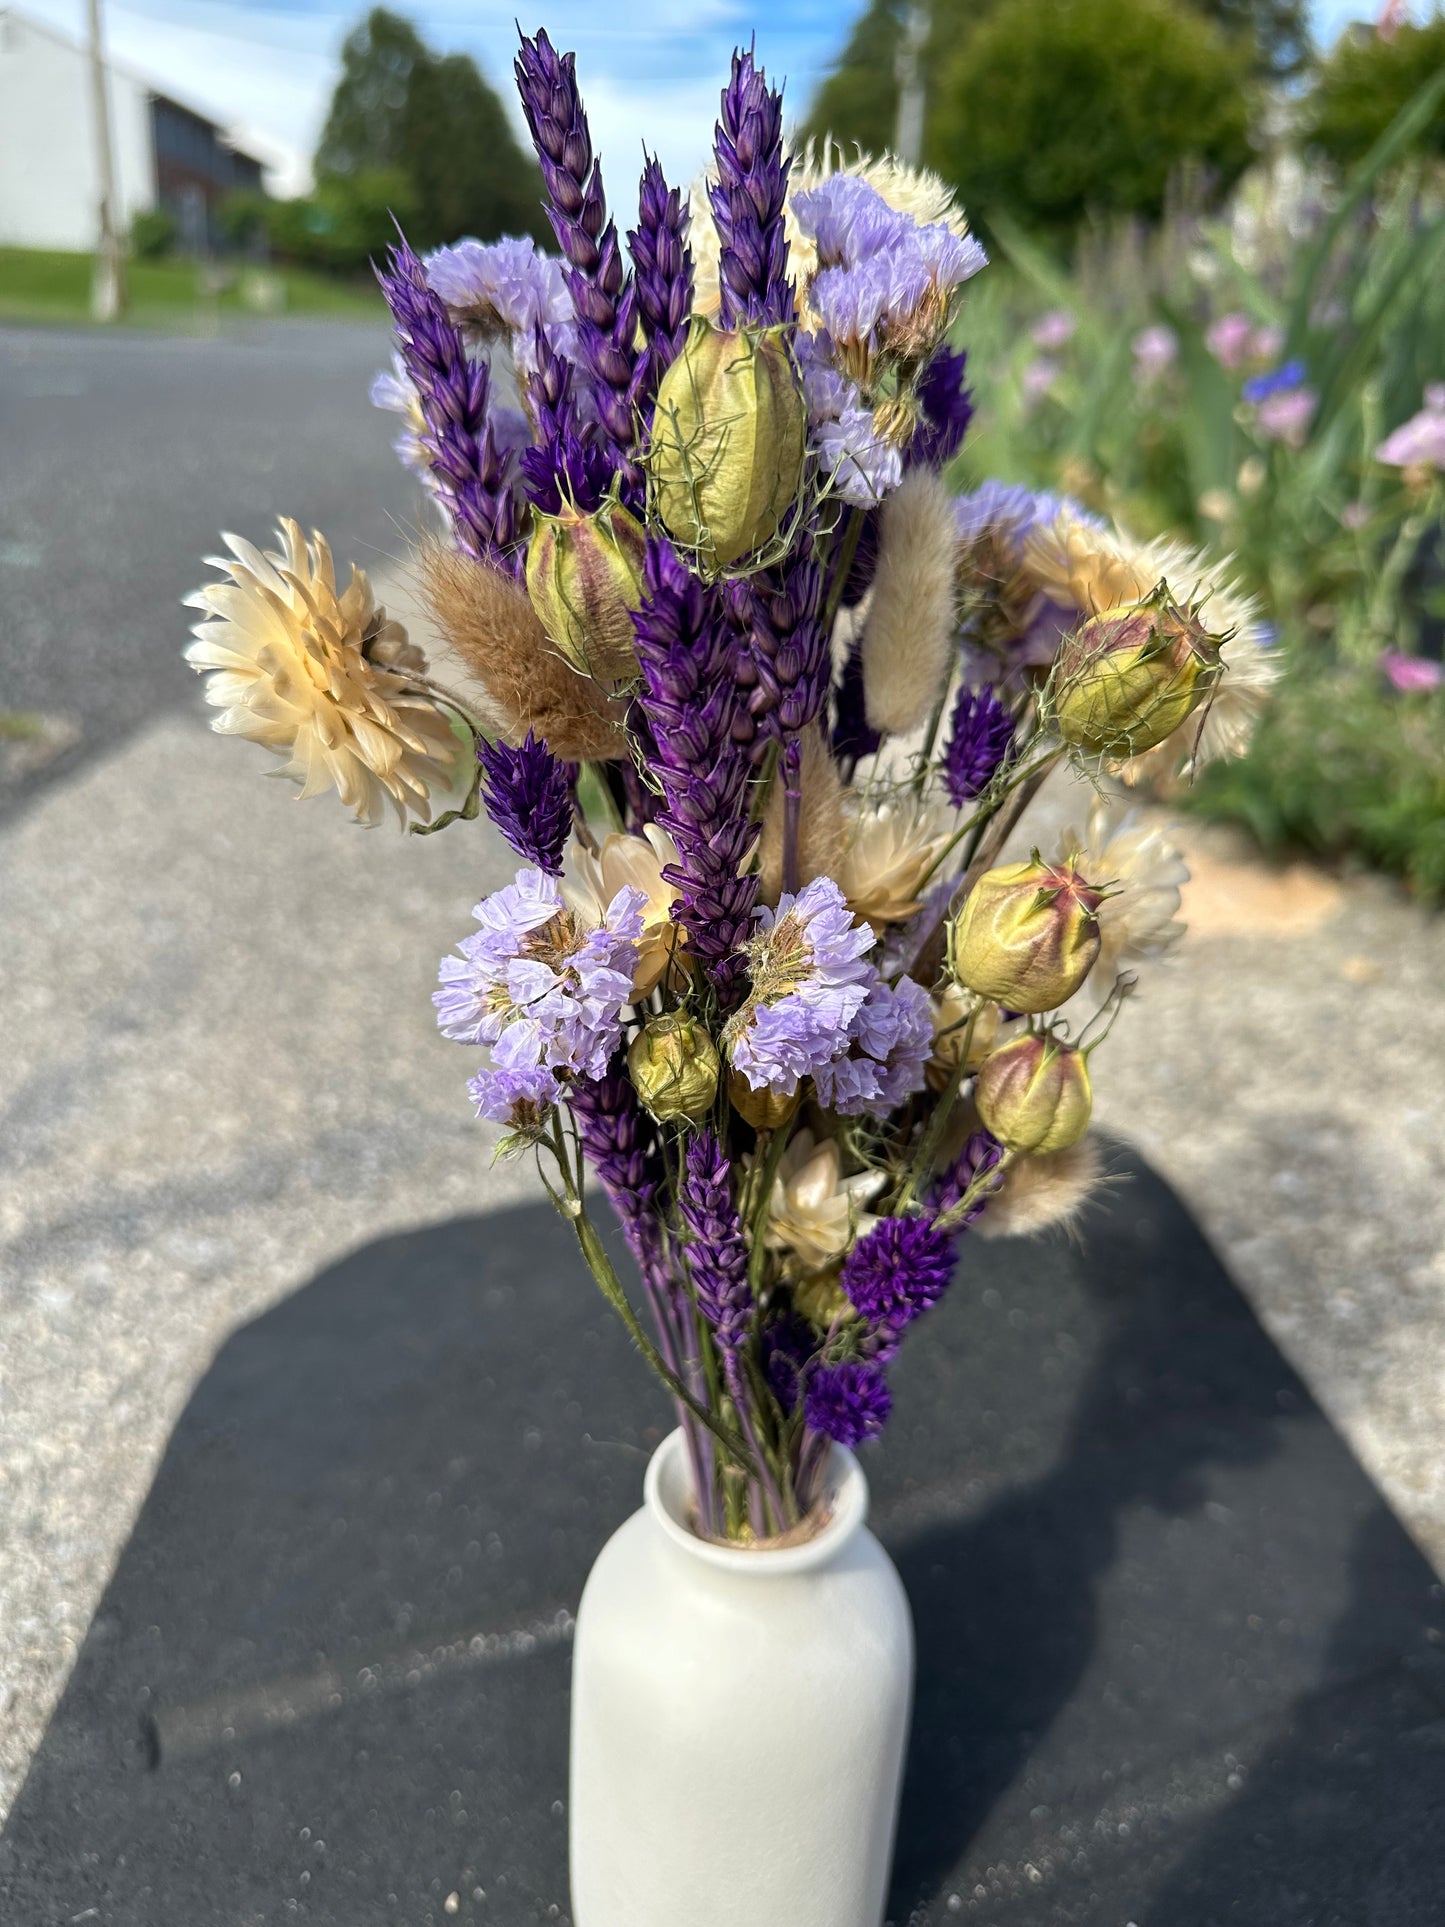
<box><xmin>20</xmin><ymin>0</ymin><xmax>1438</xmax><ymax>197</ymax></box>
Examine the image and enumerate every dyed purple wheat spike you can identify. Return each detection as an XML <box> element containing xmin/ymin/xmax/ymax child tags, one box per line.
<box><xmin>628</xmin><ymin>155</ymin><xmax>694</xmax><ymax>414</ymax></box>
<box><xmin>519</xmin><ymin>327</ymin><xmax>612</xmax><ymax>516</ymax></box>
<box><xmin>377</xmin><ymin>234</ymin><xmax>524</xmax><ymax>571</ymax></box>
<box><xmin>631</xmin><ymin>539</ymin><xmax>759</xmax><ymax>1005</ymax></box>
<box><xmin>710</xmin><ymin>45</ymin><xmax>793</xmax><ymax>329</ymax></box>
<box><xmin>477</xmin><ymin>730</ymin><xmax>573</xmax><ymax>874</ymax></box>
<box><xmin>729</xmin><ymin>550</ymin><xmax>831</xmax><ymax>764</ymax></box>
<box><xmin>678</xmin><ymin>1130</ymin><xmax>753</xmax><ymax>1364</ymax></box>
<box><xmin>514</xmin><ymin>29</ymin><xmax>639</xmax><ymax>487</ymax></box>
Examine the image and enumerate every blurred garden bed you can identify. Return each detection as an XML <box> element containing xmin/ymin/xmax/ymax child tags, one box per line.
<box><xmin>950</xmin><ymin>71</ymin><xmax>1445</xmax><ymax>902</ymax></box>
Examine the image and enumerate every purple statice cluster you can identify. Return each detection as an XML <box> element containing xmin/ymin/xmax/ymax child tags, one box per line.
<box><xmin>434</xmin><ymin>868</ymin><xmax>643</xmax><ymax>1123</ymax></box>
<box><xmin>795</xmin><ymin>333</ymin><xmax>902</xmax><ymax>506</ymax></box>
<box><xmin>726</xmin><ymin>878</ymin><xmax>876</xmax><ymax>1094</ymax></box>
<box><xmin>811</xmin><ymin>976</ymin><xmax>933</xmax><ymax>1116</ymax></box>
<box><xmin>794</xmin><ymin>173</ymin><xmax>986</xmax><ymax>367</ymax></box>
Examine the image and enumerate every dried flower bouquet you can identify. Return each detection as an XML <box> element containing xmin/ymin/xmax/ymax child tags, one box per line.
<box><xmin>185</xmin><ymin>33</ymin><xmax>1275</xmax><ymax>1544</ymax></box>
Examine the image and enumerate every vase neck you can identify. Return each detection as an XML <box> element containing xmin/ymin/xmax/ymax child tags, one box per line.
<box><xmin>645</xmin><ymin>1427</ymin><xmax>869</xmax><ymax>1577</ymax></box>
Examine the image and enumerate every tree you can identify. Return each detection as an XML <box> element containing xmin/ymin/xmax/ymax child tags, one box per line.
<box><xmin>315</xmin><ymin>8</ymin><xmax>548</xmax><ymax>248</ymax></box>
<box><xmin>928</xmin><ymin>0</ymin><xmax>1253</xmax><ymax>231</ymax></box>
<box><xmin>800</xmin><ymin>0</ymin><xmax>905</xmax><ymax>158</ymax></box>
<box><xmin>1307</xmin><ymin>15</ymin><xmax>1445</xmax><ymax>169</ymax></box>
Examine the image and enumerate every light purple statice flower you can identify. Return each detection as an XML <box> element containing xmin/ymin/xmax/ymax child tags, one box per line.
<box><xmin>369</xmin><ymin>352</ymin><xmax>432</xmax><ymax>483</ymax></box>
<box><xmin>1243</xmin><ymin>363</ymin><xmax>1316</xmax><ymax>448</ymax></box>
<box><xmin>435</xmin><ymin>866</ymin><xmax>644</xmax><ymax>1125</ymax></box>
<box><xmin>424</xmin><ymin>235</ymin><xmax>577</xmax><ymax>381</ymax></box>
<box><xmin>808</xmin><ymin>214</ymin><xmax>985</xmax><ymax>366</ymax></box>
<box><xmin>792</xmin><ymin>174</ymin><xmax>909</xmax><ymax>269</ymax></box>
<box><xmin>811</xmin><ymin>974</ymin><xmax>933</xmax><ymax>1116</ymax></box>
<box><xmin>1376</xmin><ymin>385</ymin><xmax>1445</xmax><ymax>469</ymax></box>
<box><xmin>1132</xmin><ymin>325</ymin><xmax>1177</xmax><ymax>384</ymax></box>
<box><xmin>796</xmin><ymin>332</ymin><xmax>902</xmax><ymax>505</ymax></box>
<box><xmin>1030</xmin><ymin>309</ymin><xmax>1075</xmax><ymax>352</ymax></box>
<box><xmin>728</xmin><ymin>877</ymin><xmax>876</xmax><ymax>1098</ymax></box>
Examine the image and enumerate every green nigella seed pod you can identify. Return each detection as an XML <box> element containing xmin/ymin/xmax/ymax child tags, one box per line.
<box><xmin>648</xmin><ymin>318</ymin><xmax>807</xmax><ymax>569</ymax></box>
<box><xmin>1051</xmin><ymin>591</ymin><xmax>1223</xmax><ymax>758</ymax></box>
<box><xmin>947</xmin><ymin>856</ymin><xmax>1103</xmax><ymax>1014</ymax></box>
<box><xmin>628</xmin><ymin>1014</ymin><xmax>721</xmax><ymax>1123</ymax></box>
<box><xmin>975</xmin><ymin>1032</ymin><xmax>1092</xmax><ymax>1155</ymax></box>
<box><xmin>526</xmin><ymin>496</ymin><xmax>647</xmax><ymax>682</ymax></box>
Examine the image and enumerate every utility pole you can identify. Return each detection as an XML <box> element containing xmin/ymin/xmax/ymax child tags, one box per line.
<box><xmin>893</xmin><ymin>1</ymin><xmax>930</xmax><ymax>166</ymax></box>
<box><xmin>86</xmin><ymin>0</ymin><xmax>127</xmax><ymax>320</ymax></box>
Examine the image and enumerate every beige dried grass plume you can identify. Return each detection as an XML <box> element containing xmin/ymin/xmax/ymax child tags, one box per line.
<box><xmin>757</xmin><ymin>725</ymin><xmax>847</xmax><ymax>905</ymax></box>
<box><xmin>417</xmin><ymin>539</ymin><xmax>628</xmax><ymax>763</ymax></box>
<box><xmin>862</xmin><ymin>468</ymin><xmax>958</xmax><ymax>735</ymax></box>
<box><xmin>975</xmin><ymin>1136</ymin><xmax>1108</xmax><ymax>1240</ymax></box>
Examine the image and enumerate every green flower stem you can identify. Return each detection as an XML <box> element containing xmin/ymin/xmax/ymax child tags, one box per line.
<box><xmin>893</xmin><ymin>1012</ymin><xmax>977</xmax><ymax>1215</ymax></box>
<box><xmin>746</xmin><ymin>1117</ymin><xmax>797</xmax><ymax>1297</ymax></box>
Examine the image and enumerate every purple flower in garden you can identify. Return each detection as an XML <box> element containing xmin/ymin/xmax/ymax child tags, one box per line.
<box><xmin>804</xmin><ymin>1359</ymin><xmax>892</xmax><ymax>1446</ymax></box>
<box><xmin>1242</xmin><ymin>359</ymin><xmax>1308</xmax><ymax>404</ymax></box>
<box><xmin>628</xmin><ymin>155</ymin><xmax>694</xmax><ymax>411</ymax></box>
<box><xmin>841</xmin><ymin>1213</ymin><xmax>956</xmax><ymax>1330</ymax></box>
<box><xmin>377</xmin><ymin>234</ymin><xmax>525</xmax><ymax>571</ymax></box>
<box><xmin>1376</xmin><ymin>385</ymin><xmax>1445</xmax><ymax>470</ymax></box>
<box><xmin>811</xmin><ymin>975</ymin><xmax>933</xmax><ymax>1116</ymax></box>
<box><xmin>1030</xmin><ymin>309</ymin><xmax>1075</xmax><ymax>352</ymax></box>
<box><xmin>1132</xmin><ymin>325</ymin><xmax>1177</xmax><ymax>384</ymax></box>
<box><xmin>434</xmin><ymin>867</ymin><xmax>643</xmax><ymax>1124</ymax></box>
<box><xmin>942</xmin><ymin>683</ymin><xmax>1015</xmax><ymax>806</ymax></box>
<box><xmin>710</xmin><ymin>45</ymin><xmax>793</xmax><ymax>329</ymax></box>
<box><xmin>933</xmin><ymin>1129</ymin><xmax>1005</xmax><ymax>1225</ymax></box>
<box><xmin>477</xmin><ymin>730</ymin><xmax>573</xmax><ymax>874</ymax></box>
<box><xmin>514</xmin><ymin>30</ymin><xmax>639</xmax><ymax>482</ymax></box>
<box><xmin>1205</xmin><ymin>311</ymin><xmax>1254</xmax><ymax>372</ymax></box>
<box><xmin>631</xmin><ymin>539</ymin><xmax>760</xmax><ymax>1002</ymax></box>
<box><xmin>1379</xmin><ymin>649</ymin><xmax>1444</xmax><ymax>693</ymax></box>
<box><xmin>910</xmin><ymin>344</ymin><xmax>974</xmax><ymax>471</ymax></box>
<box><xmin>727</xmin><ymin>877</ymin><xmax>877</xmax><ymax>1097</ymax></box>
<box><xmin>423</xmin><ymin>236</ymin><xmax>575</xmax><ymax>381</ymax></box>
<box><xmin>678</xmin><ymin>1130</ymin><xmax>754</xmax><ymax>1361</ymax></box>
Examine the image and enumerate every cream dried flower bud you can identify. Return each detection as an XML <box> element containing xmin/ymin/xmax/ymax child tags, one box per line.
<box><xmin>525</xmin><ymin>496</ymin><xmax>647</xmax><ymax>682</ymax></box>
<box><xmin>1051</xmin><ymin>589</ymin><xmax>1223</xmax><ymax>759</ymax></box>
<box><xmin>975</xmin><ymin>1032</ymin><xmax>1092</xmax><ymax>1154</ymax></box>
<box><xmin>649</xmin><ymin>318</ymin><xmax>807</xmax><ymax>568</ymax></box>
<box><xmin>948</xmin><ymin>856</ymin><xmax>1103</xmax><ymax>1014</ymax></box>
<box><xmin>627</xmin><ymin>1014</ymin><xmax>720</xmax><ymax>1123</ymax></box>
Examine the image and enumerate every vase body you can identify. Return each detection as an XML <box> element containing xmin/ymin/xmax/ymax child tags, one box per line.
<box><xmin>569</xmin><ymin>1428</ymin><xmax>914</xmax><ymax>1927</ymax></box>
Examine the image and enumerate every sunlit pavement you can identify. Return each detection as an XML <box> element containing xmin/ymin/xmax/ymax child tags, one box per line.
<box><xmin>3</xmin><ymin>323</ymin><xmax>1444</xmax><ymax>1829</ymax></box>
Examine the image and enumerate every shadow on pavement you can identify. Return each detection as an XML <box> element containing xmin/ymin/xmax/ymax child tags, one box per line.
<box><xmin>2</xmin><ymin>1147</ymin><xmax>1442</xmax><ymax>1926</ymax></box>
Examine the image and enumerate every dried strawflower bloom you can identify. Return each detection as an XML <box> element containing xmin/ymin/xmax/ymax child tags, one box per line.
<box><xmin>862</xmin><ymin>468</ymin><xmax>958</xmax><ymax>734</ymax></box>
<box><xmin>763</xmin><ymin>1130</ymin><xmax>886</xmax><ymax>1275</ymax></box>
<box><xmin>1054</xmin><ymin>798</ymin><xmax>1188</xmax><ymax>983</ymax></box>
<box><xmin>184</xmin><ymin>518</ymin><xmax>459</xmax><ymax>828</ymax></box>
<box><xmin>563</xmin><ymin>826</ymin><xmax>688</xmax><ymax>997</ymax></box>
<box><xmin>836</xmin><ymin>793</ymin><xmax>951</xmax><ymax>926</ymax></box>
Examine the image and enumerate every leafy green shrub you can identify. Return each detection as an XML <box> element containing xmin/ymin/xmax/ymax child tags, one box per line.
<box><xmin>1308</xmin><ymin>14</ymin><xmax>1445</xmax><ymax>168</ymax></box>
<box><xmin>130</xmin><ymin>207</ymin><xmax>178</xmax><ymax>259</ymax></box>
<box><xmin>928</xmin><ymin>0</ymin><xmax>1254</xmax><ymax>230</ymax></box>
<box><xmin>1188</xmin><ymin>658</ymin><xmax>1445</xmax><ymax>901</ymax></box>
<box><xmin>222</xmin><ymin>168</ymin><xmax>418</xmax><ymax>276</ymax></box>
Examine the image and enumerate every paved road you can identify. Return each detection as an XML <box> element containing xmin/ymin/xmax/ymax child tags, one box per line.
<box><xmin>2</xmin><ymin>319</ymin><xmax>1443</xmax><ymax>1844</ymax></box>
<box><xmin>0</xmin><ymin>321</ymin><xmax>415</xmax><ymax>819</ymax></box>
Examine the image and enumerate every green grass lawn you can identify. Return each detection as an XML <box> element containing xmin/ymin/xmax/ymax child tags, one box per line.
<box><xmin>0</xmin><ymin>247</ymin><xmax>385</xmax><ymax>326</ymax></box>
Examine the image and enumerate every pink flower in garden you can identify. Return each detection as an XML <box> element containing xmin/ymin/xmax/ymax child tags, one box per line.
<box><xmin>1249</xmin><ymin>323</ymin><xmax>1285</xmax><ymax>365</ymax></box>
<box><xmin>1132</xmin><ymin>325</ymin><xmax>1177</xmax><ymax>384</ymax></box>
<box><xmin>1020</xmin><ymin>357</ymin><xmax>1060</xmax><ymax>408</ymax></box>
<box><xmin>1256</xmin><ymin>385</ymin><xmax>1317</xmax><ymax>448</ymax></box>
<box><xmin>1205</xmin><ymin>312</ymin><xmax>1254</xmax><ymax>371</ymax></box>
<box><xmin>1375</xmin><ymin>386</ymin><xmax>1445</xmax><ymax>470</ymax></box>
<box><xmin>1030</xmin><ymin>309</ymin><xmax>1076</xmax><ymax>352</ymax></box>
<box><xmin>1340</xmin><ymin>501</ymin><xmax>1371</xmax><ymax>531</ymax></box>
<box><xmin>1379</xmin><ymin>650</ymin><xmax>1444</xmax><ymax>694</ymax></box>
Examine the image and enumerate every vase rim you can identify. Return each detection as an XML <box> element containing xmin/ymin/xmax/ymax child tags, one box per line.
<box><xmin>645</xmin><ymin>1427</ymin><xmax>869</xmax><ymax>1576</ymax></box>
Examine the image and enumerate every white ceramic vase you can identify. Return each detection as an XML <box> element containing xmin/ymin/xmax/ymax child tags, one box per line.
<box><xmin>569</xmin><ymin>1427</ymin><xmax>914</xmax><ymax>1927</ymax></box>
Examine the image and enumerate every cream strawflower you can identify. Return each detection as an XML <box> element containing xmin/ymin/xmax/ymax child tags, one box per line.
<box><xmin>926</xmin><ymin>983</ymin><xmax>1006</xmax><ymax>1091</ymax></box>
<box><xmin>836</xmin><ymin>791</ymin><xmax>951</xmax><ymax>925</ymax></box>
<box><xmin>763</xmin><ymin>1129</ymin><xmax>886</xmax><ymax>1276</ymax></box>
<box><xmin>562</xmin><ymin>826</ymin><xmax>688</xmax><ymax>996</ymax></box>
<box><xmin>689</xmin><ymin>145</ymin><xmax>974</xmax><ymax>325</ymax></box>
<box><xmin>185</xmin><ymin>519</ymin><xmax>459</xmax><ymax>827</ymax></box>
<box><xmin>1022</xmin><ymin>509</ymin><xmax>1278</xmax><ymax>773</ymax></box>
<box><xmin>1054</xmin><ymin>796</ymin><xmax>1188</xmax><ymax>982</ymax></box>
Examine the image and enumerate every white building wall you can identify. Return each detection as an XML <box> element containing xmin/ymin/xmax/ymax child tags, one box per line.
<box><xmin>0</xmin><ymin>10</ymin><xmax>156</xmax><ymax>251</ymax></box>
